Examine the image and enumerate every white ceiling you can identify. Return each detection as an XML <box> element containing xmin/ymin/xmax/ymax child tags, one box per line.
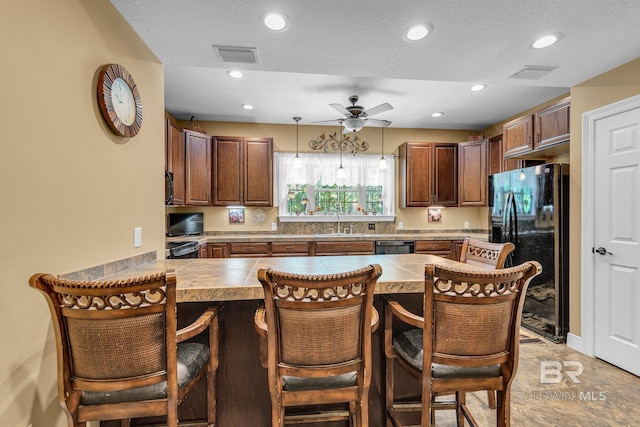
<box><xmin>111</xmin><ymin>0</ymin><xmax>640</xmax><ymax>130</ymax></box>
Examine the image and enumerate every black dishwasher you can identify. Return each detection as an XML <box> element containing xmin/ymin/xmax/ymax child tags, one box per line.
<box><xmin>375</xmin><ymin>241</ymin><xmax>415</xmax><ymax>255</ymax></box>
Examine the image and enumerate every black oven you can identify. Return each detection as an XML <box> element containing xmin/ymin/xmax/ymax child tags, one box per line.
<box><xmin>167</xmin><ymin>241</ymin><xmax>199</xmax><ymax>259</ymax></box>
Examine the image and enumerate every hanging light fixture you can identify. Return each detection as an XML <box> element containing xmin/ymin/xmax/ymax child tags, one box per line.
<box><xmin>292</xmin><ymin>116</ymin><xmax>302</xmax><ymax>168</ymax></box>
<box><xmin>336</xmin><ymin>122</ymin><xmax>346</xmax><ymax>178</ymax></box>
<box><xmin>378</xmin><ymin>126</ymin><xmax>388</xmax><ymax>170</ymax></box>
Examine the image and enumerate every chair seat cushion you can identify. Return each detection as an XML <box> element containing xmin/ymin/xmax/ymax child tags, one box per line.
<box><xmin>81</xmin><ymin>342</ymin><xmax>209</xmax><ymax>405</ymax></box>
<box><xmin>283</xmin><ymin>372</ymin><xmax>357</xmax><ymax>391</ymax></box>
<box><xmin>393</xmin><ymin>328</ymin><xmax>501</xmax><ymax>378</ymax></box>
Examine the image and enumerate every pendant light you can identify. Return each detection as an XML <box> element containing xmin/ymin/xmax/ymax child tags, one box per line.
<box><xmin>378</xmin><ymin>126</ymin><xmax>388</xmax><ymax>170</ymax></box>
<box><xmin>336</xmin><ymin>122</ymin><xmax>346</xmax><ymax>178</ymax></box>
<box><xmin>292</xmin><ymin>116</ymin><xmax>302</xmax><ymax>168</ymax></box>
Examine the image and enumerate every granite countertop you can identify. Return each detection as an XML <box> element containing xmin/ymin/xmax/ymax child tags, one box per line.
<box><xmin>166</xmin><ymin>231</ymin><xmax>488</xmax><ymax>245</ymax></box>
<box><xmin>102</xmin><ymin>253</ymin><xmax>477</xmax><ymax>303</ymax></box>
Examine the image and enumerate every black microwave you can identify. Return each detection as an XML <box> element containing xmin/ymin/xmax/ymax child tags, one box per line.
<box><xmin>167</xmin><ymin>212</ymin><xmax>203</xmax><ymax>237</ymax></box>
<box><xmin>165</xmin><ymin>171</ymin><xmax>174</xmax><ymax>205</ymax></box>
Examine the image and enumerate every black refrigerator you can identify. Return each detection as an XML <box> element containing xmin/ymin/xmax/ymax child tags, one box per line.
<box><xmin>488</xmin><ymin>163</ymin><xmax>569</xmax><ymax>342</ymax></box>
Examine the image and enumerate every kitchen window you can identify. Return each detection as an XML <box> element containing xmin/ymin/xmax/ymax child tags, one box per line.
<box><xmin>274</xmin><ymin>152</ymin><xmax>395</xmax><ymax>221</ymax></box>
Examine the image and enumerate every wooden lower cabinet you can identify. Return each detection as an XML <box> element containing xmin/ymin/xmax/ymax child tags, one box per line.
<box><xmin>203</xmin><ymin>243</ymin><xmax>226</xmax><ymax>258</ymax></box>
<box><xmin>314</xmin><ymin>241</ymin><xmax>375</xmax><ymax>256</ymax></box>
<box><xmin>228</xmin><ymin>242</ymin><xmax>269</xmax><ymax>257</ymax></box>
<box><xmin>415</xmin><ymin>240</ymin><xmax>453</xmax><ymax>258</ymax></box>
<box><xmin>270</xmin><ymin>241</ymin><xmax>310</xmax><ymax>257</ymax></box>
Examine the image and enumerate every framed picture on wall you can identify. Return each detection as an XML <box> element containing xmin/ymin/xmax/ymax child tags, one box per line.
<box><xmin>428</xmin><ymin>208</ymin><xmax>442</xmax><ymax>223</ymax></box>
<box><xmin>229</xmin><ymin>208</ymin><xmax>245</xmax><ymax>224</ymax></box>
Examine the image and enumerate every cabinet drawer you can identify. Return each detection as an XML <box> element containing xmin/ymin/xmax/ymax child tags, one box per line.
<box><xmin>228</xmin><ymin>242</ymin><xmax>269</xmax><ymax>257</ymax></box>
<box><xmin>416</xmin><ymin>240</ymin><xmax>454</xmax><ymax>259</ymax></box>
<box><xmin>271</xmin><ymin>242</ymin><xmax>309</xmax><ymax>256</ymax></box>
<box><xmin>315</xmin><ymin>241</ymin><xmax>375</xmax><ymax>255</ymax></box>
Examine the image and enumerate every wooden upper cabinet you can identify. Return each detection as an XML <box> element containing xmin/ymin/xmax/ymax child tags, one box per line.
<box><xmin>244</xmin><ymin>138</ymin><xmax>273</xmax><ymax>206</ymax></box>
<box><xmin>212</xmin><ymin>137</ymin><xmax>243</xmax><ymax>205</ymax></box>
<box><xmin>458</xmin><ymin>139</ymin><xmax>487</xmax><ymax>206</ymax></box>
<box><xmin>503</xmin><ymin>96</ymin><xmax>570</xmax><ymax>159</ymax></box>
<box><xmin>535</xmin><ymin>97</ymin><xmax>570</xmax><ymax>149</ymax></box>
<box><xmin>503</xmin><ymin>114</ymin><xmax>534</xmax><ymax>157</ymax></box>
<box><xmin>488</xmin><ymin>134</ymin><xmax>521</xmax><ymax>174</ymax></box>
<box><xmin>213</xmin><ymin>136</ymin><xmax>273</xmax><ymax>206</ymax></box>
<box><xmin>400</xmin><ymin>142</ymin><xmax>457</xmax><ymax>207</ymax></box>
<box><xmin>184</xmin><ymin>130</ymin><xmax>212</xmax><ymax>206</ymax></box>
<box><xmin>165</xmin><ymin>115</ymin><xmax>185</xmax><ymax>206</ymax></box>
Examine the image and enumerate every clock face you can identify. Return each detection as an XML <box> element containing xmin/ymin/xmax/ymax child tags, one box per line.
<box><xmin>97</xmin><ymin>64</ymin><xmax>143</xmax><ymax>137</ymax></box>
<box><xmin>111</xmin><ymin>78</ymin><xmax>136</xmax><ymax>126</ymax></box>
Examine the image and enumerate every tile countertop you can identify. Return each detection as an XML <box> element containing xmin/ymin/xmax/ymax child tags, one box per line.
<box><xmin>101</xmin><ymin>253</ymin><xmax>479</xmax><ymax>303</ymax></box>
<box><xmin>166</xmin><ymin>231</ymin><xmax>489</xmax><ymax>245</ymax></box>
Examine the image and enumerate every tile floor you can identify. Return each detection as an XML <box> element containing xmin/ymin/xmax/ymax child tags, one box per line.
<box><xmin>432</xmin><ymin>329</ymin><xmax>640</xmax><ymax>427</ymax></box>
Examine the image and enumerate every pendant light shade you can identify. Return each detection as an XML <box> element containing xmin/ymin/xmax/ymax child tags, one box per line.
<box><xmin>292</xmin><ymin>116</ymin><xmax>302</xmax><ymax>168</ymax></box>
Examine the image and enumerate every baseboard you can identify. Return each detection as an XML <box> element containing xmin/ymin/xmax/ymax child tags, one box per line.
<box><xmin>566</xmin><ymin>332</ymin><xmax>586</xmax><ymax>354</ymax></box>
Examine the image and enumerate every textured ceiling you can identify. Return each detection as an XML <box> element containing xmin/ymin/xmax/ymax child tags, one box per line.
<box><xmin>111</xmin><ymin>0</ymin><xmax>640</xmax><ymax>130</ymax></box>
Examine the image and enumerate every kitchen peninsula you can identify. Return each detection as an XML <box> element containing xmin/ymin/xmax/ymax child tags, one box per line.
<box><xmin>101</xmin><ymin>253</ymin><xmax>478</xmax><ymax>426</ymax></box>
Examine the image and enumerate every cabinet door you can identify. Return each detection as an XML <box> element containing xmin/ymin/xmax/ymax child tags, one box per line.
<box><xmin>165</xmin><ymin>116</ymin><xmax>185</xmax><ymax>206</ymax></box>
<box><xmin>503</xmin><ymin>115</ymin><xmax>533</xmax><ymax>157</ymax></box>
<box><xmin>213</xmin><ymin>137</ymin><xmax>243</xmax><ymax>206</ymax></box>
<box><xmin>244</xmin><ymin>138</ymin><xmax>273</xmax><ymax>206</ymax></box>
<box><xmin>184</xmin><ymin>130</ymin><xmax>211</xmax><ymax>206</ymax></box>
<box><xmin>458</xmin><ymin>140</ymin><xmax>487</xmax><ymax>206</ymax></box>
<box><xmin>400</xmin><ymin>142</ymin><xmax>433</xmax><ymax>207</ymax></box>
<box><xmin>433</xmin><ymin>143</ymin><xmax>458</xmax><ymax>206</ymax></box>
<box><xmin>206</xmin><ymin>243</ymin><xmax>227</xmax><ymax>258</ymax></box>
<box><xmin>535</xmin><ymin>97</ymin><xmax>570</xmax><ymax>149</ymax></box>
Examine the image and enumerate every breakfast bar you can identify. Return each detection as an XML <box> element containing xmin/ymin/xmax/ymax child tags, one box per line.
<box><xmin>102</xmin><ymin>253</ymin><xmax>474</xmax><ymax>426</ymax></box>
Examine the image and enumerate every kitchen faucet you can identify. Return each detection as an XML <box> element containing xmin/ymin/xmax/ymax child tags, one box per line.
<box><xmin>332</xmin><ymin>212</ymin><xmax>341</xmax><ymax>234</ymax></box>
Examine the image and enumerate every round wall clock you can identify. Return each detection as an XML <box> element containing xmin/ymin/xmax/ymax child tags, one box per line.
<box><xmin>97</xmin><ymin>63</ymin><xmax>143</xmax><ymax>137</ymax></box>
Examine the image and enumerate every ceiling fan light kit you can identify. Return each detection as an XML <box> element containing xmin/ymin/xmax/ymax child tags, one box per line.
<box><xmin>314</xmin><ymin>95</ymin><xmax>393</xmax><ymax>134</ymax></box>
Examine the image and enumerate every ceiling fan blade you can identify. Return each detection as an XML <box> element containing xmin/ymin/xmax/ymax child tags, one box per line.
<box><xmin>363</xmin><ymin>102</ymin><xmax>393</xmax><ymax>117</ymax></box>
<box><xmin>329</xmin><ymin>103</ymin><xmax>351</xmax><ymax>116</ymax></box>
<box><xmin>365</xmin><ymin>118</ymin><xmax>392</xmax><ymax>127</ymax></box>
<box><xmin>312</xmin><ymin>119</ymin><xmax>341</xmax><ymax>124</ymax></box>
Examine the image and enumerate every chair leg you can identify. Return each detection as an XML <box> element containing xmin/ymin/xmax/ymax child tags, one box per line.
<box><xmin>487</xmin><ymin>389</ymin><xmax>496</xmax><ymax>409</ymax></box>
<box><xmin>496</xmin><ymin>389</ymin><xmax>510</xmax><ymax>427</ymax></box>
<box><xmin>456</xmin><ymin>392</ymin><xmax>465</xmax><ymax>427</ymax></box>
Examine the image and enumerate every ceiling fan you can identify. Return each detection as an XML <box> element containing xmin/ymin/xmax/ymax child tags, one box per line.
<box><xmin>314</xmin><ymin>95</ymin><xmax>393</xmax><ymax>133</ymax></box>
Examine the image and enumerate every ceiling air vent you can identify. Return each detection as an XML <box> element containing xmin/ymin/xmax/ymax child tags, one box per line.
<box><xmin>508</xmin><ymin>65</ymin><xmax>558</xmax><ymax>80</ymax></box>
<box><xmin>213</xmin><ymin>45</ymin><xmax>259</xmax><ymax>64</ymax></box>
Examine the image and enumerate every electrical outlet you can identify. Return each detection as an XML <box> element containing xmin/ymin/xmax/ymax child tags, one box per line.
<box><xmin>271</xmin><ymin>222</ymin><xmax>277</xmax><ymax>231</ymax></box>
<box><xmin>134</xmin><ymin>227</ymin><xmax>142</xmax><ymax>248</ymax></box>
<box><xmin>398</xmin><ymin>222</ymin><xmax>404</xmax><ymax>230</ymax></box>
<box><xmin>368</xmin><ymin>223</ymin><xmax>375</xmax><ymax>230</ymax></box>
<box><xmin>464</xmin><ymin>221</ymin><xmax>470</xmax><ymax>229</ymax></box>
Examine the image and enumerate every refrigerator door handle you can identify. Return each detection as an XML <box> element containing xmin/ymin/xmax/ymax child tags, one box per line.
<box><xmin>509</xmin><ymin>191</ymin><xmax>518</xmax><ymax>244</ymax></box>
<box><xmin>502</xmin><ymin>192</ymin><xmax>512</xmax><ymax>242</ymax></box>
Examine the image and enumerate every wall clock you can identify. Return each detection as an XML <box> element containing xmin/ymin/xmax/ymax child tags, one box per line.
<box><xmin>97</xmin><ymin>63</ymin><xmax>143</xmax><ymax>137</ymax></box>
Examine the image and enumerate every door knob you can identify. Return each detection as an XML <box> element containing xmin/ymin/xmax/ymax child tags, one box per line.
<box><xmin>592</xmin><ymin>247</ymin><xmax>613</xmax><ymax>255</ymax></box>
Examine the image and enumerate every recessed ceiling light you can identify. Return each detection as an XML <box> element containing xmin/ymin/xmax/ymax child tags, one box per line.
<box><xmin>432</xmin><ymin>112</ymin><xmax>444</xmax><ymax>118</ymax></box>
<box><xmin>470</xmin><ymin>84</ymin><xmax>487</xmax><ymax>92</ymax></box>
<box><xmin>403</xmin><ymin>24</ymin><xmax>431</xmax><ymax>41</ymax></box>
<box><xmin>227</xmin><ymin>70</ymin><xmax>244</xmax><ymax>79</ymax></box>
<box><xmin>261</xmin><ymin>12</ymin><xmax>289</xmax><ymax>31</ymax></box>
<box><xmin>241</xmin><ymin>104</ymin><xmax>254</xmax><ymax>110</ymax></box>
<box><xmin>532</xmin><ymin>34</ymin><xmax>559</xmax><ymax>49</ymax></box>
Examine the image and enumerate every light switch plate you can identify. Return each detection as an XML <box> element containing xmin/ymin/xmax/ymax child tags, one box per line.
<box><xmin>134</xmin><ymin>227</ymin><xmax>142</xmax><ymax>247</ymax></box>
<box><xmin>271</xmin><ymin>222</ymin><xmax>277</xmax><ymax>231</ymax></box>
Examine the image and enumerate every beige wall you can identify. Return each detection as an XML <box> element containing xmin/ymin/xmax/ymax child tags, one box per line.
<box><xmin>175</xmin><ymin>121</ymin><xmax>488</xmax><ymax>231</ymax></box>
<box><xmin>0</xmin><ymin>1</ymin><xmax>165</xmax><ymax>425</ymax></box>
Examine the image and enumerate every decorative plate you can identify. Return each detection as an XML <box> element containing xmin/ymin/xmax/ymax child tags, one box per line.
<box><xmin>252</xmin><ymin>208</ymin><xmax>266</xmax><ymax>224</ymax></box>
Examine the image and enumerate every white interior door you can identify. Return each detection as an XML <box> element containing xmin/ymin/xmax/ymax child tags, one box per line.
<box><xmin>593</xmin><ymin>105</ymin><xmax>640</xmax><ymax>375</ymax></box>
